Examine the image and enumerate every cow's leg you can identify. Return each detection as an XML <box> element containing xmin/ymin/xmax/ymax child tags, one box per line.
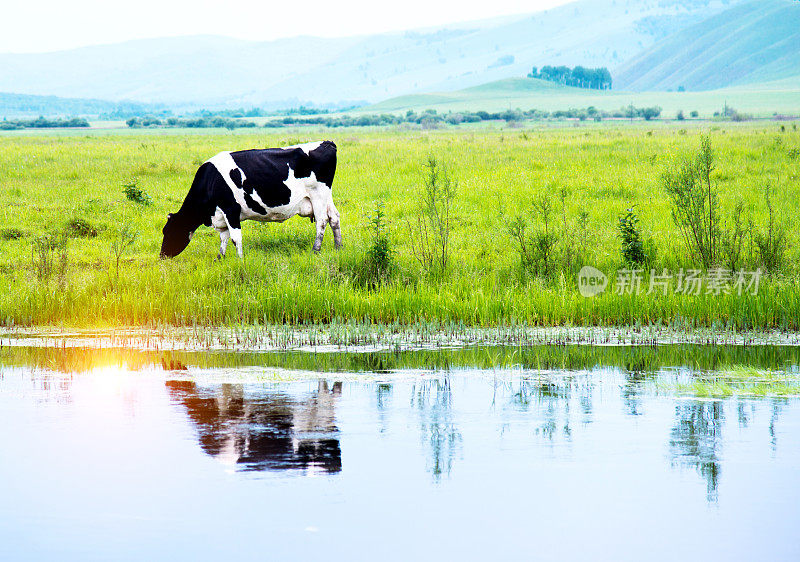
<box><xmin>312</xmin><ymin>206</ymin><xmax>329</xmax><ymax>253</ymax></box>
<box><xmin>219</xmin><ymin>207</ymin><xmax>244</xmax><ymax>258</ymax></box>
<box><xmin>328</xmin><ymin>201</ymin><xmax>342</xmax><ymax>249</ymax></box>
<box><xmin>211</xmin><ymin>208</ymin><xmax>232</xmax><ymax>260</ymax></box>
<box><xmin>216</xmin><ymin>228</ymin><xmax>230</xmax><ymax>259</ymax></box>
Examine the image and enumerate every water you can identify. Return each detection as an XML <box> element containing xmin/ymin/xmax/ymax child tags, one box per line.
<box><xmin>1</xmin><ymin>345</ymin><xmax>799</xmax><ymax>561</ymax></box>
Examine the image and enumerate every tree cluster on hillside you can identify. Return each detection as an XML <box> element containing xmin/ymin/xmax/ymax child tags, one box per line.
<box><xmin>528</xmin><ymin>65</ymin><xmax>612</xmax><ymax>90</ymax></box>
<box><xmin>0</xmin><ymin>117</ymin><xmax>89</xmax><ymax>130</ymax></box>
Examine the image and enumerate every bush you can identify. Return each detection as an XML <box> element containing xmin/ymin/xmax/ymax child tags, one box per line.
<box><xmin>0</xmin><ymin>227</ymin><xmax>25</xmax><ymax>240</ymax></box>
<box><xmin>509</xmin><ymin>195</ymin><xmax>558</xmax><ymax>279</ymax></box>
<box><xmin>753</xmin><ymin>183</ymin><xmax>787</xmax><ymax>272</ymax></box>
<box><xmin>617</xmin><ymin>208</ymin><xmax>646</xmax><ymax>265</ymax></box>
<box><xmin>720</xmin><ymin>201</ymin><xmax>745</xmax><ymax>271</ymax></box>
<box><xmin>32</xmin><ymin>232</ymin><xmax>69</xmax><ymax>284</ymax></box>
<box><xmin>123</xmin><ymin>179</ymin><xmax>152</xmax><ymax>205</ymax></box>
<box><xmin>661</xmin><ymin>135</ymin><xmax>720</xmax><ymax>268</ymax></box>
<box><xmin>639</xmin><ymin>106</ymin><xmax>662</xmax><ymax>121</ymax></box>
<box><xmin>690</xmin><ymin>110</ymin><xmax>699</xmax><ymax>118</ymax></box>
<box><xmin>407</xmin><ymin>156</ymin><xmax>456</xmax><ymax>277</ymax></box>
<box><xmin>65</xmin><ymin>217</ymin><xmax>99</xmax><ymax>238</ymax></box>
<box><xmin>363</xmin><ymin>201</ymin><xmax>395</xmax><ymax>287</ymax></box>
<box><xmin>109</xmin><ymin>221</ymin><xmax>139</xmax><ymax>291</ymax></box>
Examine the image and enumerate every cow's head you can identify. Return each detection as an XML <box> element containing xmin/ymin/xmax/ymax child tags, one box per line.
<box><xmin>160</xmin><ymin>213</ymin><xmax>193</xmax><ymax>258</ymax></box>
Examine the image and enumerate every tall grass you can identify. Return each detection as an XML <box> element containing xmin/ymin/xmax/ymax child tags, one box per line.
<box><xmin>0</xmin><ymin>123</ymin><xmax>798</xmax><ymax>328</ymax></box>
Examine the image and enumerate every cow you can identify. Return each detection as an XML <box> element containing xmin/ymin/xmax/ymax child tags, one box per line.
<box><xmin>160</xmin><ymin>140</ymin><xmax>342</xmax><ymax>259</ymax></box>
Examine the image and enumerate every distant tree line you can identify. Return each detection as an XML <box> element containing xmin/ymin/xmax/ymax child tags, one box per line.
<box><xmin>126</xmin><ymin>105</ymin><xmax>664</xmax><ymax>130</ymax></box>
<box><xmin>528</xmin><ymin>65</ymin><xmax>612</xmax><ymax>90</ymax></box>
<box><xmin>268</xmin><ymin>105</ymin><xmax>661</xmax><ymax>126</ymax></box>
<box><xmin>185</xmin><ymin>105</ymin><xmax>358</xmax><ymax>119</ymax></box>
<box><xmin>126</xmin><ymin>116</ymin><xmax>258</xmax><ymax>129</ymax></box>
<box><xmin>0</xmin><ymin>116</ymin><xmax>89</xmax><ymax>130</ymax></box>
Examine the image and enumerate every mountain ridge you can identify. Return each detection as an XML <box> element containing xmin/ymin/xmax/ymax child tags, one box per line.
<box><xmin>615</xmin><ymin>0</ymin><xmax>800</xmax><ymax>91</ymax></box>
<box><xmin>0</xmin><ymin>0</ymin><xmax>741</xmax><ymax>108</ymax></box>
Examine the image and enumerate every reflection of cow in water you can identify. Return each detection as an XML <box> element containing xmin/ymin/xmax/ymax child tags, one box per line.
<box><xmin>166</xmin><ymin>380</ymin><xmax>342</xmax><ymax>474</ymax></box>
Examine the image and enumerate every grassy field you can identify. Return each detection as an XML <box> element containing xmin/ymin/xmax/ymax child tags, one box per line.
<box><xmin>364</xmin><ymin>77</ymin><xmax>800</xmax><ymax>117</ymax></box>
<box><xmin>0</xmin><ymin>121</ymin><xmax>799</xmax><ymax>328</ymax></box>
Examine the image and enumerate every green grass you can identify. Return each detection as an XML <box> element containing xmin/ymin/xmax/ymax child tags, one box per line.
<box><xmin>1</xmin><ymin>122</ymin><xmax>799</xmax><ymax>328</ymax></box>
<box><xmin>364</xmin><ymin>76</ymin><xmax>800</xmax><ymax>117</ymax></box>
<box><xmin>4</xmin><ymin>342</ymin><xmax>800</xmax><ymax>376</ymax></box>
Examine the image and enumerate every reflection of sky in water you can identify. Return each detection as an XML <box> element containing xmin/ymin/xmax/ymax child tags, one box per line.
<box><xmin>0</xmin><ymin>361</ymin><xmax>799</xmax><ymax>561</ymax></box>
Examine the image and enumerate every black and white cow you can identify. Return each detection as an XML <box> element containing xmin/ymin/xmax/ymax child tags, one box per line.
<box><xmin>160</xmin><ymin>140</ymin><xmax>341</xmax><ymax>259</ymax></box>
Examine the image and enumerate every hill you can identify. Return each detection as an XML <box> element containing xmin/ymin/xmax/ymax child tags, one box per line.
<box><xmin>0</xmin><ymin>0</ymin><xmax>740</xmax><ymax>108</ymax></box>
<box><xmin>615</xmin><ymin>0</ymin><xmax>800</xmax><ymax>91</ymax></box>
<box><xmin>0</xmin><ymin>92</ymin><xmax>167</xmax><ymax>119</ymax></box>
<box><xmin>363</xmin><ymin>76</ymin><xmax>800</xmax><ymax>117</ymax></box>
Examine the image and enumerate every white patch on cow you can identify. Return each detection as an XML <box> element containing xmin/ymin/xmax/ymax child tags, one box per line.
<box><xmin>208</xmin><ymin>152</ymin><xmax>272</xmax><ymax>220</ymax></box>
<box><xmin>229</xmin><ymin>227</ymin><xmax>243</xmax><ymax>258</ymax></box>
<box><xmin>218</xmin><ymin>228</ymin><xmax>230</xmax><ymax>258</ymax></box>
<box><xmin>211</xmin><ymin>207</ymin><xmax>227</xmax><ymax>231</ymax></box>
<box><xmin>282</xmin><ymin>141</ymin><xmax>322</xmax><ymax>155</ymax></box>
<box><xmin>298</xmin><ymin>197</ymin><xmax>313</xmax><ymax>217</ymax></box>
<box><xmin>249</xmin><ymin>189</ymin><xmax>269</xmax><ymax>212</ymax></box>
<box><xmin>207</xmin><ymin>152</ymin><xmax>251</xmax><ymax>213</ymax></box>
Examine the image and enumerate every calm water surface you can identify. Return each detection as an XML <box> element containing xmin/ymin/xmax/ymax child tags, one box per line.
<box><xmin>1</xmin><ymin>346</ymin><xmax>799</xmax><ymax>561</ymax></box>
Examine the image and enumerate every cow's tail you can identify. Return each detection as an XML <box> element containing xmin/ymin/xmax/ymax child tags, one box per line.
<box><xmin>312</xmin><ymin>141</ymin><xmax>337</xmax><ymax>189</ymax></box>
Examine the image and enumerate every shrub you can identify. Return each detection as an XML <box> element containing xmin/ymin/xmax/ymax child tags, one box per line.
<box><xmin>123</xmin><ymin>179</ymin><xmax>151</xmax><ymax>205</ymax></box>
<box><xmin>661</xmin><ymin>135</ymin><xmax>720</xmax><ymax>268</ymax></box>
<box><xmin>639</xmin><ymin>106</ymin><xmax>662</xmax><ymax>121</ymax></box>
<box><xmin>753</xmin><ymin>183</ymin><xmax>787</xmax><ymax>272</ymax></box>
<box><xmin>509</xmin><ymin>194</ymin><xmax>559</xmax><ymax>279</ymax></box>
<box><xmin>407</xmin><ymin>156</ymin><xmax>456</xmax><ymax>277</ymax></box>
<box><xmin>720</xmin><ymin>201</ymin><xmax>745</xmax><ymax>271</ymax></box>
<box><xmin>65</xmin><ymin>217</ymin><xmax>99</xmax><ymax>238</ymax></box>
<box><xmin>617</xmin><ymin>208</ymin><xmax>646</xmax><ymax>265</ymax></box>
<box><xmin>362</xmin><ymin>201</ymin><xmax>395</xmax><ymax>286</ymax></box>
<box><xmin>109</xmin><ymin>222</ymin><xmax>139</xmax><ymax>291</ymax></box>
<box><xmin>32</xmin><ymin>233</ymin><xmax>69</xmax><ymax>284</ymax></box>
<box><xmin>0</xmin><ymin>227</ymin><xmax>25</xmax><ymax>240</ymax></box>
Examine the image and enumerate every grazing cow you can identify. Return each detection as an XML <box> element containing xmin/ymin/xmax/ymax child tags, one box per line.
<box><xmin>160</xmin><ymin>140</ymin><xmax>341</xmax><ymax>258</ymax></box>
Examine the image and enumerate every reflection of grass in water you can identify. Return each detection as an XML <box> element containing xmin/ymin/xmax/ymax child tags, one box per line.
<box><xmin>4</xmin><ymin>344</ymin><xmax>800</xmax><ymax>379</ymax></box>
<box><xmin>676</xmin><ymin>365</ymin><xmax>800</xmax><ymax>397</ymax></box>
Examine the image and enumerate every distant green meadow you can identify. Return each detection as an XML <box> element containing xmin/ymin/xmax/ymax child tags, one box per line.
<box><xmin>364</xmin><ymin>77</ymin><xmax>800</xmax><ymax>118</ymax></box>
<box><xmin>0</xmin><ymin>121</ymin><xmax>799</xmax><ymax>329</ymax></box>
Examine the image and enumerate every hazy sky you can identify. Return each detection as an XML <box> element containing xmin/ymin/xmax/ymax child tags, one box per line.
<box><xmin>2</xmin><ymin>0</ymin><xmax>574</xmax><ymax>53</ymax></box>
